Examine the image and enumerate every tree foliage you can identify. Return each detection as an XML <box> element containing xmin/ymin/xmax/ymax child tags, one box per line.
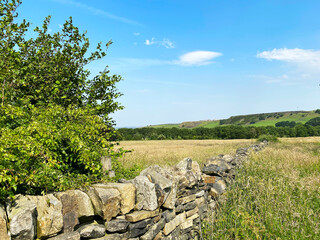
<box><xmin>0</xmin><ymin>0</ymin><xmax>126</xmax><ymax>200</ymax></box>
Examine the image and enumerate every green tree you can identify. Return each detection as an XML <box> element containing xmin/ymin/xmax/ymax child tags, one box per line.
<box><xmin>0</xmin><ymin>0</ymin><xmax>126</xmax><ymax>200</ymax></box>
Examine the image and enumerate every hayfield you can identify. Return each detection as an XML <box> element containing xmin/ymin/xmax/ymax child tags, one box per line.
<box><xmin>118</xmin><ymin>137</ymin><xmax>320</xmax><ymax>239</ymax></box>
<box><xmin>117</xmin><ymin>139</ymin><xmax>254</xmax><ymax>169</ymax></box>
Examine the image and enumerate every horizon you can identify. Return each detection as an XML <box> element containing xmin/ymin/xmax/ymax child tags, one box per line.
<box><xmin>18</xmin><ymin>0</ymin><xmax>320</xmax><ymax>127</ymax></box>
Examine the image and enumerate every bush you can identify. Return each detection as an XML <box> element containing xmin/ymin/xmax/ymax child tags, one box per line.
<box><xmin>305</xmin><ymin>117</ymin><xmax>320</xmax><ymax>126</ymax></box>
<box><xmin>257</xmin><ymin>134</ymin><xmax>279</xmax><ymax>143</ymax></box>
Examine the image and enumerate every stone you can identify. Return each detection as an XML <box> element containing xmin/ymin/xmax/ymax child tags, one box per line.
<box><xmin>101</xmin><ymin>156</ymin><xmax>112</xmax><ymax>172</ymax></box>
<box><xmin>126</xmin><ymin>209</ymin><xmax>159</xmax><ymax>222</ymax></box>
<box><xmin>187</xmin><ymin>213</ymin><xmax>199</xmax><ymax>221</ymax></box>
<box><xmin>0</xmin><ymin>205</ymin><xmax>9</xmax><ymax>240</ymax></box>
<box><xmin>211</xmin><ymin>180</ymin><xmax>227</xmax><ymax>195</ymax></box>
<box><xmin>154</xmin><ymin>231</ymin><xmax>163</xmax><ymax>240</ymax></box>
<box><xmin>186</xmin><ymin>207</ymin><xmax>199</xmax><ymax>218</ymax></box>
<box><xmin>195</xmin><ymin>190</ymin><xmax>205</xmax><ymax>198</ymax></box>
<box><xmin>155</xmin><ymin>183</ymin><xmax>166</xmax><ymax>206</ymax></box>
<box><xmin>163</xmin><ymin>212</ymin><xmax>186</xmax><ymax>236</ymax></box>
<box><xmin>47</xmin><ymin>232</ymin><xmax>80</xmax><ymax>240</ymax></box>
<box><xmin>176</xmin><ymin>158</ymin><xmax>202</xmax><ymax>180</ymax></box>
<box><xmin>162</xmin><ymin>210</ymin><xmax>176</xmax><ymax>223</ymax></box>
<box><xmin>87</xmin><ymin>185</ymin><xmax>121</xmax><ymax>221</ymax></box>
<box><xmin>202</xmin><ymin>159</ymin><xmax>231</xmax><ymax>176</ymax></box>
<box><xmin>176</xmin><ymin>201</ymin><xmax>197</xmax><ymax>213</ymax></box>
<box><xmin>236</xmin><ymin>148</ymin><xmax>249</xmax><ymax>156</ymax></box>
<box><xmin>105</xmin><ymin>219</ymin><xmax>129</xmax><ymax>233</ymax></box>
<box><xmin>140</xmin><ymin>218</ymin><xmax>165</xmax><ymax>240</ymax></box>
<box><xmin>177</xmin><ymin>194</ymin><xmax>196</xmax><ymax>205</ymax></box>
<box><xmin>55</xmin><ymin>190</ymin><xmax>94</xmax><ymax>232</ymax></box>
<box><xmin>208</xmin><ymin>201</ymin><xmax>217</xmax><ymax>210</ymax></box>
<box><xmin>7</xmin><ymin>195</ymin><xmax>37</xmax><ymax>240</ymax></box>
<box><xmin>180</xmin><ymin>219</ymin><xmax>193</xmax><ymax>230</ymax></box>
<box><xmin>131</xmin><ymin>176</ymin><xmax>158</xmax><ymax>211</ymax></box>
<box><xmin>140</xmin><ymin>165</ymin><xmax>173</xmax><ymax>193</ymax></box>
<box><xmin>162</xmin><ymin>183</ymin><xmax>177</xmax><ymax>209</ymax></box>
<box><xmin>76</xmin><ymin>223</ymin><xmax>105</xmax><ymax>238</ymax></box>
<box><xmin>128</xmin><ymin>219</ymin><xmax>152</xmax><ymax>238</ymax></box>
<box><xmin>28</xmin><ymin>194</ymin><xmax>63</xmax><ymax>239</ymax></box>
<box><xmin>93</xmin><ymin>183</ymin><xmax>135</xmax><ymax>214</ymax></box>
<box><xmin>94</xmin><ymin>233</ymin><xmax>129</xmax><ymax>240</ymax></box>
<box><xmin>202</xmin><ymin>174</ymin><xmax>216</xmax><ymax>184</ymax></box>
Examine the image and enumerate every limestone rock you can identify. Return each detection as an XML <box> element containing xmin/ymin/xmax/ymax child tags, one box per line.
<box><xmin>7</xmin><ymin>195</ymin><xmax>37</xmax><ymax>240</ymax></box>
<box><xmin>212</xmin><ymin>180</ymin><xmax>227</xmax><ymax>195</ymax></box>
<box><xmin>162</xmin><ymin>210</ymin><xmax>176</xmax><ymax>223</ymax></box>
<box><xmin>0</xmin><ymin>205</ymin><xmax>9</xmax><ymax>240</ymax></box>
<box><xmin>128</xmin><ymin>218</ymin><xmax>152</xmax><ymax>238</ymax></box>
<box><xmin>87</xmin><ymin>186</ymin><xmax>121</xmax><ymax>221</ymax></box>
<box><xmin>55</xmin><ymin>190</ymin><xmax>94</xmax><ymax>232</ymax></box>
<box><xmin>105</xmin><ymin>219</ymin><xmax>129</xmax><ymax>233</ymax></box>
<box><xmin>202</xmin><ymin>174</ymin><xmax>216</xmax><ymax>184</ymax></box>
<box><xmin>29</xmin><ymin>194</ymin><xmax>63</xmax><ymax>239</ymax></box>
<box><xmin>131</xmin><ymin>176</ymin><xmax>158</xmax><ymax>211</ymax></box>
<box><xmin>163</xmin><ymin>212</ymin><xmax>186</xmax><ymax>236</ymax></box>
<box><xmin>47</xmin><ymin>232</ymin><xmax>80</xmax><ymax>240</ymax></box>
<box><xmin>126</xmin><ymin>209</ymin><xmax>159</xmax><ymax>222</ymax></box>
<box><xmin>162</xmin><ymin>183</ymin><xmax>177</xmax><ymax>209</ymax></box>
<box><xmin>140</xmin><ymin>218</ymin><xmax>165</xmax><ymax>240</ymax></box>
<box><xmin>93</xmin><ymin>183</ymin><xmax>135</xmax><ymax>214</ymax></box>
<box><xmin>202</xmin><ymin>159</ymin><xmax>231</xmax><ymax>176</ymax></box>
<box><xmin>175</xmin><ymin>158</ymin><xmax>202</xmax><ymax>180</ymax></box>
<box><xmin>101</xmin><ymin>156</ymin><xmax>112</xmax><ymax>172</ymax></box>
<box><xmin>177</xmin><ymin>194</ymin><xmax>196</xmax><ymax>205</ymax></box>
<box><xmin>76</xmin><ymin>223</ymin><xmax>105</xmax><ymax>238</ymax></box>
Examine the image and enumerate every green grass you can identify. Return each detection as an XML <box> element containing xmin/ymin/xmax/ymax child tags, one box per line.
<box><xmin>149</xmin><ymin>110</ymin><xmax>320</xmax><ymax>129</ymax></box>
<box><xmin>202</xmin><ymin>138</ymin><xmax>320</xmax><ymax>239</ymax></box>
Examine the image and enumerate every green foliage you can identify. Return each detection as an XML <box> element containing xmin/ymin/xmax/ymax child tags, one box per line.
<box><xmin>275</xmin><ymin>121</ymin><xmax>296</xmax><ymax>128</ymax></box>
<box><xmin>315</xmin><ymin>109</ymin><xmax>320</xmax><ymax>114</ymax></box>
<box><xmin>257</xmin><ymin>134</ymin><xmax>278</xmax><ymax>142</ymax></box>
<box><xmin>0</xmin><ymin>0</ymin><xmax>125</xmax><ymax>200</ymax></box>
<box><xmin>305</xmin><ymin>117</ymin><xmax>320</xmax><ymax>126</ymax></box>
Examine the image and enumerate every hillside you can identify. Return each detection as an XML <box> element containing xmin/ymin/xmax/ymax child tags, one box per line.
<box><xmin>149</xmin><ymin>110</ymin><xmax>320</xmax><ymax>128</ymax></box>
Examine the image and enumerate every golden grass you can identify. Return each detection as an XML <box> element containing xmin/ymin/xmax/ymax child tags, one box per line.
<box><xmin>203</xmin><ymin>137</ymin><xmax>320</xmax><ymax>239</ymax></box>
<box><xmin>117</xmin><ymin>139</ymin><xmax>254</xmax><ymax>169</ymax></box>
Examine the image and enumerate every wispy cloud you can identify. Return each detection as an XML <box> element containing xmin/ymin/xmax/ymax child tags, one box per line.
<box><xmin>53</xmin><ymin>0</ymin><xmax>143</xmax><ymax>26</ymax></box>
<box><xmin>110</xmin><ymin>50</ymin><xmax>223</xmax><ymax>70</ymax></box>
<box><xmin>250</xmin><ymin>74</ymin><xmax>290</xmax><ymax>84</ymax></box>
<box><xmin>174</xmin><ymin>51</ymin><xmax>222</xmax><ymax>66</ymax></box>
<box><xmin>144</xmin><ymin>37</ymin><xmax>175</xmax><ymax>49</ymax></box>
<box><xmin>133</xmin><ymin>32</ymin><xmax>140</xmax><ymax>36</ymax></box>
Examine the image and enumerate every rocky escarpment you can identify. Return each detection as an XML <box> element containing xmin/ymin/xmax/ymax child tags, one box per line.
<box><xmin>0</xmin><ymin>141</ymin><xmax>267</xmax><ymax>240</ymax></box>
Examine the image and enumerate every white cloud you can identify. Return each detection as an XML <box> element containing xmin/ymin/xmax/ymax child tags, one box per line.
<box><xmin>133</xmin><ymin>32</ymin><xmax>140</xmax><ymax>36</ymax></box>
<box><xmin>175</xmin><ymin>51</ymin><xmax>222</xmax><ymax>66</ymax></box>
<box><xmin>144</xmin><ymin>37</ymin><xmax>175</xmax><ymax>49</ymax></box>
<box><xmin>257</xmin><ymin>48</ymin><xmax>320</xmax><ymax>76</ymax></box>
<box><xmin>257</xmin><ymin>48</ymin><xmax>320</xmax><ymax>68</ymax></box>
<box><xmin>53</xmin><ymin>0</ymin><xmax>142</xmax><ymax>26</ymax></box>
<box><xmin>58</xmin><ymin>24</ymin><xmax>63</xmax><ymax>28</ymax></box>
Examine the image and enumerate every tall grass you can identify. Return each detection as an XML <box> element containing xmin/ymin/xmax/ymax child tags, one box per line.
<box><xmin>203</xmin><ymin>137</ymin><xmax>320</xmax><ymax>239</ymax></box>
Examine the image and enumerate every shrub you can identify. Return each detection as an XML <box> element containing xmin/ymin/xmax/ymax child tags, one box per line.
<box><xmin>257</xmin><ymin>134</ymin><xmax>279</xmax><ymax>143</ymax></box>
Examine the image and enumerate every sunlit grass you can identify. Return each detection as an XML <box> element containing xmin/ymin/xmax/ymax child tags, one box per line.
<box><xmin>203</xmin><ymin>137</ymin><xmax>320</xmax><ymax>239</ymax></box>
<box><xmin>117</xmin><ymin>139</ymin><xmax>254</xmax><ymax>169</ymax></box>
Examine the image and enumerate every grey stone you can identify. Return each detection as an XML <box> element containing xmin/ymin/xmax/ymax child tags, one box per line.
<box><xmin>202</xmin><ymin>159</ymin><xmax>231</xmax><ymax>176</ymax></box>
<box><xmin>55</xmin><ymin>190</ymin><xmax>94</xmax><ymax>232</ymax></box>
<box><xmin>76</xmin><ymin>223</ymin><xmax>105</xmax><ymax>238</ymax></box>
<box><xmin>140</xmin><ymin>218</ymin><xmax>165</xmax><ymax>240</ymax></box>
<box><xmin>0</xmin><ymin>205</ymin><xmax>9</xmax><ymax>240</ymax></box>
<box><xmin>131</xmin><ymin>176</ymin><xmax>158</xmax><ymax>211</ymax></box>
<box><xmin>175</xmin><ymin>158</ymin><xmax>202</xmax><ymax>181</ymax></box>
<box><xmin>176</xmin><ymin>201</ymin><xmax>197</xmax><ymax>213</ymax></box>
<box><xmin>129</xmin><ymin>219</ymin><xmax>152</xmax><ymax>238</ymax></box>
<box><xmin>162</xmin><ymin>210</ymin><xmax>176</xmax><ymax>223</ymax></box>
<box><xmin>93</xmin><ymin>233</ymin><xmax>129</xmax><ymax>240</ymax></box>
<box><xmin>105</xmin><ymin>219</ymin><xmax>129</xmax><ymax>233</ymax></box>
<box><xmin>101</xmin><ymin>156</ymin><xmax>112</xmax><ymax>172</ymax></box>
<box><xmin>47</xmin><ymin>232</ymin><xmax>80</xmax><ymax>240</ymax></box>
<box><xmin>86</xmin><ymin>186</ymin><xmax>121</xmax><ymax>221</ymax></box>
<box><xmin>162</xmin><ymin>183</ymin><xmax>177</xmax><ymax>209</ymax></box>
<box><xmin>7</xmin><ymin>195</ymin><xmax>37</xmax><ymax>240</ymax></box>
<box><xmin>28</xmin><ymin>194</ymin><xmax>63</xmax><ymax>239</ymax></box>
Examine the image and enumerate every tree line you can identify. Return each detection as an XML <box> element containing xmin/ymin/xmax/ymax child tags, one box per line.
<box><xmin>118</xmin><ymin>124</ymin><xmax>320</xmax><ymax>140</ymax></box>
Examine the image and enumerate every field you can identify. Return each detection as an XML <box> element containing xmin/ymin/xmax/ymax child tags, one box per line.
<box><xmin>148</xmin><ymin>110</ymin><xmax>320</xmax><ymax>129</ymax></box>
<box><xmin>118</xmin><ymin>137</ymin><xmax>320</xmax><ymax>239</ymax></box>
<box><xmin>118</xmin><ymin>139</ymin><xmax>254</xmax><ymax>169</ymax></box>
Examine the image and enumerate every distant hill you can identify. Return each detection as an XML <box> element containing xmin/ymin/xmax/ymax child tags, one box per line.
<box><xmin>148</xmin><ymin>110</ymin><xmax>320</xmax><ymax>129</ymax></box>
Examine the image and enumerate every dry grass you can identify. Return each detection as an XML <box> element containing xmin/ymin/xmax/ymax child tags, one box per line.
<box><xmin>117</xmin><ymin>139</ymin><xmax>254</xmax><ymax>169</ymax></box>
<box><xmin>203</xmin><ymin>137</ymin><xmax>320</xmax><ymax>239</ymax></box>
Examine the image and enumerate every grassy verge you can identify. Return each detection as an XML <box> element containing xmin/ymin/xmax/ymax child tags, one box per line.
<box><xmin>203</xmin><ymin>137</ymin><xmax>320</xmax><ymax>239</ymax></box>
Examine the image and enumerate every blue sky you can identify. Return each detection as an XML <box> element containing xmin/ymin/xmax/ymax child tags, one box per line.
<box><xmin>18</xmin><ymin>0</ymin><xmax>320</xmax><ymax>127</ymax></box>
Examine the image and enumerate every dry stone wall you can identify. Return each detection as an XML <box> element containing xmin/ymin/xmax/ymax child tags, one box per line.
<box><xmin>0</xmin><ymin>141</ymin><xmax>267</xmax><ymax>240</ymax></box>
